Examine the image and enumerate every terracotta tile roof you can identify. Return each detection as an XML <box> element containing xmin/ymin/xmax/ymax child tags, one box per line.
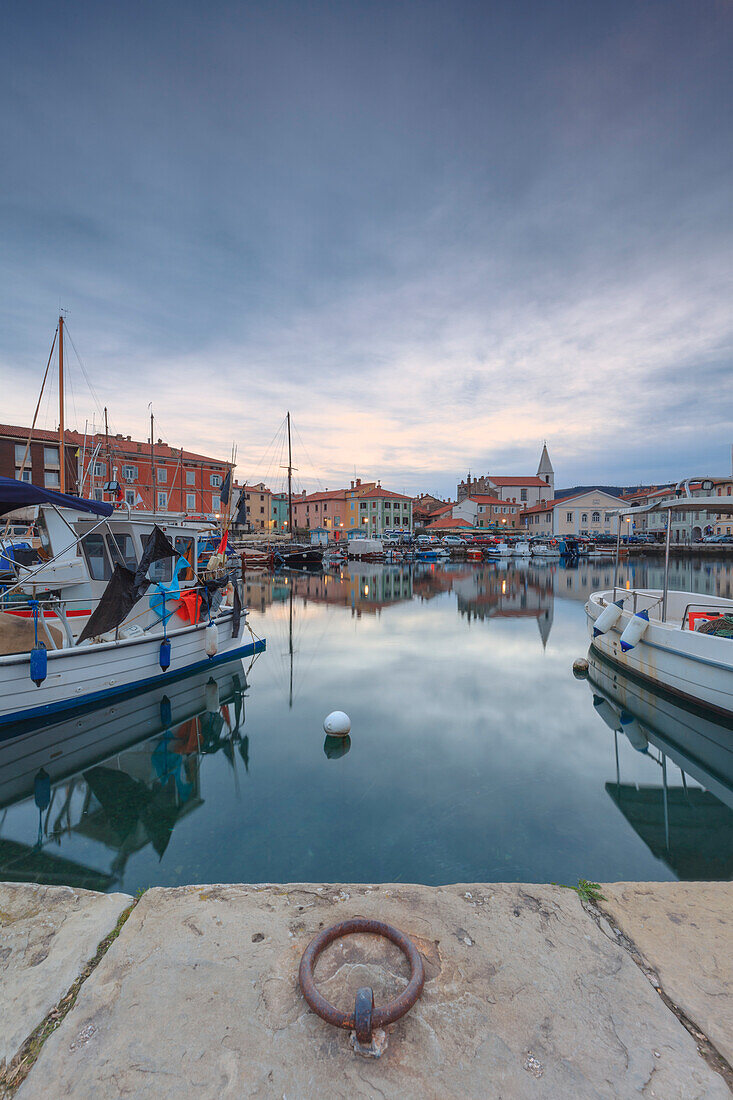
<box><xmin>465</xmin><ymin>495</ymin><xmax>512</xmax><ymax>506</ymax></box>
<box><xmin>295</xmin><ymin>489</ymin><xmax>347</xmax><ymax>503</ymax></box>
<box><xmin>357</xmin><ymin>487</ymin><xmax>413</xmax><ymax>501</ymax></box>
<box><xmin>0</xmin><ymin>423</ymin><xmax>66</xmax><ymax>443</ymax></box>
<box><xmin>427</xmin><ymin>518</ymin><xmax>472</xmax><ymax>529</ymax></box>
<box><xmin>488</xmin><ymin>476</ymin><xmax>548</xmax><ymax>487</ymax></box>
<box><xmin>427</xmin><ymin>502</ymin><xmax>456</xmax><ymax>517</ymax></box>
<box><xmin>520</xmin><ymin>501</ymin><xmax>554</xmax><ymax>515</ymax></box>
<box><xmin>0</xmin><ymin>423</ymin><xmax>231</xmax><ymax>467</ymax></box>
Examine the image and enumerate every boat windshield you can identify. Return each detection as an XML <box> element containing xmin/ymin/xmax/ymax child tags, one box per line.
<box><xmin>106</xmin><ymin>532</ymin><xmax>137</xmax><ymax>571</ymax></box>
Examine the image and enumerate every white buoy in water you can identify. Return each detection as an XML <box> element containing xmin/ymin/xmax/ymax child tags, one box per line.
<box><xmin>323</xmin><ymin>710</ymin><xmax>351</xmax><ymax>737</ymax></box>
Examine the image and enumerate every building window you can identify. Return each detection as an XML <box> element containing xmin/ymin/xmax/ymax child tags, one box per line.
<box><xmin>566</xmin><ymin>512</ymin><xmax>572</xmax><ymax>522</ymax></box>
<box><xmin>121</xmin><ymin>465</ymin><xmax>137</xmax><ymax>481</ymax></box>
<box><xmin>212</xmin><ymin>495</ymin><xmax>220</xmax><ymax>512</ymax></box>
<box><xmin>16</xmin><ymin>468</ymin><xmax>31</xmax><ymax>483</ymax></box>
<box><xmin>186</xmin><ymin>493</ymin><xmax>196</xmax><ymax>510</ymax></box>
<box><xmin>14</xmin><ymin>444</ymin><xmax>27</xmax><ymax>465</ymax></box>
<box><xmin>125</xmin><ymin>489</ymin><xmax>135</xmax><ymax>506</ymax></box>
<box><xmin>94</xmin><ymin>462</ymin><xmax>106</xmax><ymax>477</ymax></box>
<box><xmin>44</xmin><ymin>470</ymin><xmax>60</xmax><ymax>488</ymax></box>
<box><xmin>186</xmin><ymin>470</ymin><xmax>196</xmax><ymax>486</ymax></box>
<box><xmin>157</xmin><ymin>491</ymin><xmax>168</xmax><ymax>510</ymax></box>
<box><xmin>93</xmin><ymin>488</ymin><xmax>103</xmax><ymax>501</ymax></box>
<box><xmin>592</xmin><ymin>511</ymin><xmax>600</xmax><ymax>523</ymax></box>
<box><xmin>211</xmin><ymin>475</ymin><xmax>222</xmax><ymax>488</ymax></box>
<box><xmin>43</xmin><ymin>446</ymin><xmax>59</xmax><ymax>467</ymax></box>
<box><xmin>581</xmin><ymin>513</ymin><xmax>588</xmax><ymax>523</ymax></box>
<box><xmin>157</xmin><ymin>468</ymin><xmax>167</xmax><ymax>483</ymax></box>
<box><xmin>521</xmin><ymin>489</ymin><xmax>527</xmax><ymax>501</ymax></box>
<box><xmin>260</xmin><ymin>507</ymin><xmax>264</xmax><ymax>515</ymax></box>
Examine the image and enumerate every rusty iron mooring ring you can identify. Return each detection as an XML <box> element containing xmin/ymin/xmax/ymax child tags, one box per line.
<box><xmin>298</xmin><ymin>918</ymin><xmax>425</xmax><ymax>1045</ymax></box>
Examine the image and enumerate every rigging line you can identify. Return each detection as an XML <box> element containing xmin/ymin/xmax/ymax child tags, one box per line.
<box><xmin>14</xmin><ymin>326</ymin><xmax>58</xmax><ymax>478</ymax></box>
<box><xmin>64</xmin><ymin>324</ymin><xmax>106</xmax><ymax>421</ymax></box>
<box><xmin>239</xmin><ymin>416</ymin><xmax>287</xmax><ymax>489</ymax></box>
<box><xmin>293</xmin><ymin>421</ymin><xmax>324</xmax><ymax>494</ymax></box>
<box><xmin>3</xmin><ymin>326</ymin><xmax>58</xmax><ymax>540</ymax></box>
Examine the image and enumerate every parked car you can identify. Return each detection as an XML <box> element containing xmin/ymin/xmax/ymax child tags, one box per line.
<box><xmin>442</xmin><ymin>535</ymin><xmax>466</xmax><ymax>547</ymax></box>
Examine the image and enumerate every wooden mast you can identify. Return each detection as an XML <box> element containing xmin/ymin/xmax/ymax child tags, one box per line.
<box><xmin>58</xmin><ymin>314</ymin><xmax>65</xmax><ymax>492</ymax></box>
<box><xmin>287</xmin><ymin>410</ymin><xmax>293</xmax><ymax>542</ymax></box>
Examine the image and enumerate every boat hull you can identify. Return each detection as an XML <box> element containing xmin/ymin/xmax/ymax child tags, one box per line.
<box><xmin>586</xmin><ymin>589</ymin><xmax>733</xmax><ymax>718</ymax></box>
<box><xmin>0</xmin><ymin>611</ymin><xmax>265</xmax><ymax>732</ymax></box>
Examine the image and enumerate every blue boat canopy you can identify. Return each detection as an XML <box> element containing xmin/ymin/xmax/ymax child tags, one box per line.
<box><xmin>0</xmin><ymin>476</ymin><xmax>114</xmax><ymax>518</ymax></box>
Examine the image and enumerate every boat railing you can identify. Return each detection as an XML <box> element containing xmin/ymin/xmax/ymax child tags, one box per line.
<box><xmin>1</xmin><ymin>569</ymin><xmax>244</xmax><ymax>654</ymax></box>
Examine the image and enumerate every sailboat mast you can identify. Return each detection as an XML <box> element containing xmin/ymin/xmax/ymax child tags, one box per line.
<box><xmin>104</xmin><ymin>406</ymin><xmax>110</xmax><ymax>485</ymax></box>
<box><xmin>58</xmin><ymin>314</ymin><xmax>65</xmax><ymax>493</ymax></box>
<box><xmin>287</xmin><ymin>410</ymin><xmax>293</xmax><ymax>541</ymax></box>
<box><xmin>150</xmin><ymin>408</ymin><xmax>156</xmax><ymax>516</ymax></box>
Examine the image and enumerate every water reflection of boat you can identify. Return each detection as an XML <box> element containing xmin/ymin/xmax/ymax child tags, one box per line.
<box><xmin>586</xmin><ymin>649</ymin><xmax>733</xmax><ymax>879</ymax></box>
<box><xmin>0</xmin><ymin>658</ymin><xmax>251</xmax><ymax>890</ymax></box>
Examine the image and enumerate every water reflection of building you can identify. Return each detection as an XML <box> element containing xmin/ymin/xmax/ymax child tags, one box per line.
<box><xmin>409</xmin><ymin>562</ymin><xmax>555</xmax><ymax>643</ymax></box>
<box><xmin>586</xmin><ymin>651</ymin><xmax>733</xmax><ymax>880</ymax></box>
<box><xmin>282</xmin><ymin>564</ymin><xmax>413</xmax><ymax>617</ymax></box>
<box><xmin>0</xmin><ymin>661</ymin><xmax>250</xmax><ymax>892</ymax></box>
<box><xmin>552</xmin><ymin>558</ymin><xmax>733</xmax><ymax>602</ymax></box>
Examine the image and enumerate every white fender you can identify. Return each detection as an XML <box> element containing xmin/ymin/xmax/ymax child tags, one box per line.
<box><xmin>592</xmin><ymin>599</ymin><xmax>625</xmax><ymax>638</ymax></box>
<box><xmin>205</xmin><ymin>623</ymin><xmax>218</xmax><ymax>657</ymax></box>
<box><xmin>619</xmin><ymin>609</ymin><xmax>649</xmax><ymax>652</ymax></box>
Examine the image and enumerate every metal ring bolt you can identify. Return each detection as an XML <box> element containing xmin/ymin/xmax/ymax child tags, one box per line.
<box><xmin>298</xmin><ymin>918</ymin><xmax>425</xmax><ymax>1045</ymax></box>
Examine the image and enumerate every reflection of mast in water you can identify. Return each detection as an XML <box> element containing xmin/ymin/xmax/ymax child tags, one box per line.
<box><xmin>587</xmin><ymin>654</ymin><xmax>733</xmax><ymax>879</ymax></box>
<box><xmin>289</xmin><ymin>580</ymin><xmax>293</xmax><ymax>709</ymax></box>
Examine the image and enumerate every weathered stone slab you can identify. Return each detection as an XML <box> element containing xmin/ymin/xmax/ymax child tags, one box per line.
<box><xmin>0</xmin><ymin>882</ymin><xmax>132</xmax><ymax>1070</ymax></box>
<box><xmin>600</xmin><ymin>881</ymin><xmax>733</xmax><ymax>1066</ymax></box>
<box><xmin>19</xmin><ymin>882</ymin><xmax>727</xmax><ymax>1098</ymax></box>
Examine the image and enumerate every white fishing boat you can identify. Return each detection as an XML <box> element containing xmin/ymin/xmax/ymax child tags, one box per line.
<box><xmin>0</xmin><ymin>477</ymin><xmax>265</xmax><ymax>729</ymax></box>
<box><xmin>586</xmin><ymin>482</ymin><xmax>733</xmax><ymax>718</ymax></box>
<box><xmin>484</xmin><ymin>541</ymin><xmax>513</xmax><ymax>557</ymax></box>
<box><xmin>511</xmin><ymin>539</ymin><xmax>532</xmax><ymax>557</ymax></box>
<box><xmin>531</xmin><ymin>539</ymin><xmax>561</xmax><ymax>559</ymax></box>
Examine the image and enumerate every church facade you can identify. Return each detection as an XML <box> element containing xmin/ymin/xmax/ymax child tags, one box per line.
<box><xmin>457</xmin><ymin>444</ymin><xmax>554</xmax><ymax>507</ymax></box>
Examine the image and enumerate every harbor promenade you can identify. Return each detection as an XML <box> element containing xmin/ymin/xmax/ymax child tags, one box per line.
<box><xmin>1</xmin><ymin>880</ymin><xmax>730</xmax><ymax>1098</ymax></box>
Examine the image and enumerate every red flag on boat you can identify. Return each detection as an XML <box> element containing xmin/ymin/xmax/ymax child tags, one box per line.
<box><xmin>216</xmin><ymin>530</ymin><xmax>228</xmax><ymax>556</ymax></box>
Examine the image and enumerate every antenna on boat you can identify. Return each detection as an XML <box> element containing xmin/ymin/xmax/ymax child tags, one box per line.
<box><xmin>149</xmin><ymin>403</ymin><xmax>156</xmax><ymax>516</ymax></box>
<box><xmin>58</xmin><ymin>313</ymin><xmax>66</xmax><ymax>493</ymax></box>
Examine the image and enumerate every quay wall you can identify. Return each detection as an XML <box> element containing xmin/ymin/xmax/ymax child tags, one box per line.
<box><xmin>1</xmin><ymin>879</ymin><xmax>731</xmax><ymax>1098</ymax></box>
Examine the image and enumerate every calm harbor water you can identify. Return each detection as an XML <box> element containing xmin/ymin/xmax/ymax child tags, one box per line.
<box><xmin>1</xmin><ymin>557</ymin><xmax>731</xmax><ymax>893</ymax></box>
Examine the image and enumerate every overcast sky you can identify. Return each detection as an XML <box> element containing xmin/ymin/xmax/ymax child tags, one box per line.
<box><xmin>2</xmin><ymin>0</ymin><xmax>731</xmax><ymax>497</ymax></box>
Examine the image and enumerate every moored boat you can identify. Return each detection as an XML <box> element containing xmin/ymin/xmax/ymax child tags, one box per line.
<box><xmin>585</xmin><ymin>482</ymin><xmax>733</xmax><ymax>718</ymax></box>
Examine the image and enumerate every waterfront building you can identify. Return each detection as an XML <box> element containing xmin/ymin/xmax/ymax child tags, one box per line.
<box><xmin>230</xmin><ymin>481</ymin><xmax>273</xmax><ymax>532</ymax></box>
<box><xmin>292</xmin><ymin>489</ymin><xmax>349</xmax><ymax>532</ymax></box>
<box><xmin>412</xmin><ymin>494</ymin><xmax>446</xmax><ymax>525</ymax></box>
<box><xmin>457</xmin><ymin>444</ymin><xmax>554</xmax><ymax>505</ymax></box>
<box><xmin>352</xmin><ymin>486</ymin><xmax>413</xmax><ymax>534</ymax></box>
<box><xmin>521</xmin><ymin>489</ymin><xmax>623</xmax><ymax>538</ymax></box>
<box><xmin>621</xmin><ymin>480</ymin><xmax>733</xmax><ymax>542</ymax></box>
<box><xmin>292</xmin><ymin>478</ymin><xmax>413</xmax><ymax>534</ymax></box>
<box><xmin>271</xmin><ymin>492</ymin><xmax>289</xmax><ymax>532</ymax></box>
<box><xmin>0</xmin><ymin>422</ymin><xmax>232</xmax><ymax>520</ymax></box>
<box><xmin>453</xmin><ymin>494</ymin><xmax>522</xmax><ymax>529</ymax></box>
